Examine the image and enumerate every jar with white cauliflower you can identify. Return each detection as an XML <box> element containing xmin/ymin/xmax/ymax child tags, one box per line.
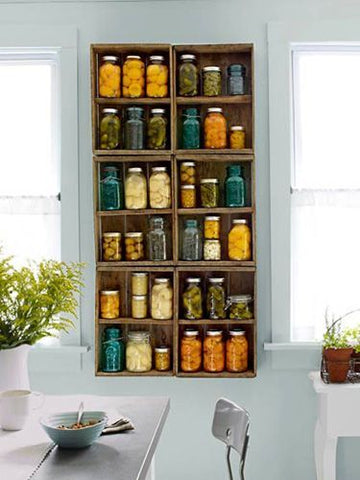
<box><xmin>125</xmin><ymin>167</ymin><xmax>147</xmax><ymax>209</ymax></box>
<box><xmin>149</xmin><ymin>166</ymin><xmax>171</xmax><ymax>209</ymax></box>
<box><xmin>151</xmin><ymin>278</ymin><xmax>173</xmax><ymax>320</ymax></box>
<box><xmin>126</xmin><ymin>331</ymin><xmax>152</xmax><ymax>372</ymax></box>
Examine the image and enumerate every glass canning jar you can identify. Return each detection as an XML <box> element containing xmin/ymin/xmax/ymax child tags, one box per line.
<box><xmin>178</xmin><ymin>54</ymin><xmax>198</xmax><ymax>96</ymax></box>
<box><xmin>226</xmin><ymin>329</ymin><xmax>248</xmax><ymax>372</ymax></box>
<box><xmin>227</xmin><ymin>63</ymin><xmax>246</xmax><ymax>95</ymax></box>
<box><xmin>123</xmin><ymin>55</ymin><xmax>145</xmax><ymax>98</ymax></box>
<box><xmin>180</xmin><ymin>329</ymin><xmax>202</xmax><ymax>372</ymax></box>
<box><xmin>230</xmin><ymin>126</ymin><xmax>246</xmax><ymax>149</ymax></box>
<box><xmin>125</xmin><ymin>232</ymin><xmax>144</xmax><ymax>261</ymax></box>
<box><xmin>204</xmin><ymin>215</ymin><xmax>220</xmax><ymax>239</ymax></box>
<box><xmin>203</xmin><ymin>239</ymin><xmax>221</xmax><ymax>261</ymax></box>
<box><xmin>149</xmin><ymin>166</ymin><xmax>171</xmax><ymax>209</ymax></box>
<box><xmin>202</xmin><ymin>66</ymin><xmax>222</xmax><ymax>96</ymax></box>
<box><xmin>100</xmin><ymin>165</ymin><xmax>123</xmax><ymax>211</ymax></box>
<box><xmin>131</xmin><ymin>272</ymin><xmax>148</xmax><ymax>296</ymax></box>
<box><xmin>225</xmin><ymin>165</ymin><xmax>245</xmax><ymax>207</ymax></box>
<box><xmin>147</xmin><ymin>108</ymin><xmax>167</xmax><ymax>150</ymax></box>
<box><xmin>124</xmin><ymin>107</ymin><xmax>145</xmax><ymax>150</ymax></box>
<box><xmin>155</xmin><ymin>346</ymin><xmax>171</xmax><ymax>371</ymax></box>
<box><xmin>200</xmin><ymin>179</ymin><xmax>219</xmax><ymax>208</ymax></box>
<box><xmin>206</xmin><ymin>278</ymin><xmax>226</xmax><ymax>319</ymax></box>
<box><xmin>180</xmin><ymin>185</ymin><xmax>196</xmax><ymax>208</ymax></box>
<box><xmin>131</xmin><ymin>295</ymin><xmax>148</xmax><ymax>319</ymax></box>
<box><xmin>181</xmin><ymin>219</ymin><xmax>202</xmax><ymax>261</ymax></box>
<box><xmin>99</xmin><ymin>108</ymin><xmax>121</xmax><ymax>150</ymax></box>
<box><xmin>126</xmin><ymin>331</ymin><xmax>152</xmax><ymax>372</ymax></box>
<box><xmin>151</xmin><ymin>278</ymin><xmax>173</xmax><ymax>320</ymax></box>
<box><xmin>180</xmin><ymin>161</ymin><xmax>196</xmax><ymax>185</ymax></box>
<box><xmin>181</xmin><ymin>108</ymin><xmax>200</xmax><ymax>149</ymax></box>
<box><xmin>98</xmin><ymin>55</ymin><xmax>121</xmax><ymax>98</ymax></box>
<box><xmin>204</xmin><ymin>107</ymin><xmax>227</xmax><ymax>149</ymax></box>
<box><xmin>203</xmin><ymin>329</ymin><xmax>225</xmax><ymax>373</ymax></box>
<box><xmin>228</xmin><ymin>294</ymin><xmax>253</xmax><ymax>319</ymax></box>
<box><xmin>228</xmin><ymin>219</ymin><xmax>251</xmax><ymax>261</ymax></box>
<box><xmin>102</xmin><ymin>232</ymin><xmax>121</xmax><ymax>261</ymax></box>
<box><xmin>146</xmin><ymin>55</ymin><xmax>169</xmax><ymax>98</ymax></box>
<box><xmin>125</xmin><ymin>167</ymin><xmax>147</xmax><ymax>209</ymax></box>
<box><xmin>182</xmin><ymin>277</ymin><xmax>203</xmax><ymax>319</ymax></box>
<box><xmin>100</xmin><ymin>290</ymin><xmax>120</xmax><ymax>319</ymax></box>
<box><xmin>147</xmin><ymin>217</ymin><xmax>168</xmax><ymax>261</ymax></box>
<box><xmin>101</xmin><ymin>327</ymin><xmax>125</xmax><ymax>372</ymax></box>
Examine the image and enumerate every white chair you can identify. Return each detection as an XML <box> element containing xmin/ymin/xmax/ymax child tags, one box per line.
<box><xmin>212</xmin><ymin>398</ymin><xmax>250</xmax><ymax>480</ymax></box>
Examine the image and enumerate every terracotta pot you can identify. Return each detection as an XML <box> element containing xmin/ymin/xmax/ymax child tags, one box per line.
<box><xmin>323</xmin><ymin>348</ymin><xmax>353</xmax><ymax>383</ymax></box>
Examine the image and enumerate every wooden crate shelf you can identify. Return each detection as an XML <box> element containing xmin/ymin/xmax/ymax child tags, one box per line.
<box><xmin>91</xmin><ymin>42</ymin><xmax>256</xmax><ymax>378</ymax></box>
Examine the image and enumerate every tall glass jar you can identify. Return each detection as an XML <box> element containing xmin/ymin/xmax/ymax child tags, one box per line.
<box><xmin>200</xmin><ymin>179</ymin><xmax>219</xmax><ymax>208</ymax></box>
<box><xmin>206</xmin><ymin>278</ymin><xmax>226</xmax><ymax>319</ymax></box>
<box><xmin>178</xmin><ymin>54</ymin><xmax>198</xmax><ymax>96</ymax></box>
<box><xmin>180</xmin><ymin>329</ymin><xmax>202</xmax><ymax>372</ymax></box>
<box><xmin>151</xmin><ymin>278</ymin><xmax>173</xmax><ymax>320</ymax></box>
<box><xmin>226</xmin><ymin>329</ymin><xmax>248</xmax><ymax>372</ymax></box>
<box><xmin>102</xmin><ymin>232</ymin><xmax>122</xmax><ymax>261</ymax></box>
<box><xmin>204</xmin><ymin>107</ymin><xmax>227</xmax><ymax>149</ymax></box>
<box><xmin>149</xmin><ymin>166</ymin><xmax>171</xmax><ymax>209</ymax></box>
<box><xmin>100</xmin><ymin>108</ymin><xmax>121</xmax><ymax>150</ymax></box>
<box><xmin>101</xmin><ymin>327</ymin><xmax>125</xmax><ymax>372</ymax></box>
<box><xmin>124</xmin><ymin>107</ymin><xmax>145</xmax><ymax>150</ymax></box>
<box><xmin>182</xmin><ymin>108</ymin><xmax>200</xmax><ymax>149</ymax></box>
<box><xmin>99</xmin><ymin>55</ymin><xmax>121</xmax><ymax>98</ymax></box>
<box><xmin>125</xmin><ymin>167</ymin><xmax>147</xmax><ymax>209</ymax></box>
<box><xmin>182</xmin><ymin>277</ymin><xmax>203</xmax><ymax>319</ymax></box>
<box><xmin>126</xmin><ymin>331</ymin><xmax>152</xmax><ymax>372</ymax></box>
<box><xmin>180</xmin><ymin>161</ymin><xmax>196</xmax><ymax>185</ymax></box>
<box><xmin>227</xmin><ymin>63</ymin><xmax>246</xmax><ymax>95</ymax></box>
<box><xmin>146</xmin><ymin>55</ymin><xmax>168</xmax><ymax>98</ymax></box>
<box><xmin>230</xmin><ymin>126</ymin><xmax>246</xmax><ymax>149</ymax></box>
<box><xmin>228</xmin><ymin>219</ymin><xmax>251</xmax><ymax>261</ymax></box>
<box><xmin>123</xmin><ymin>55</ymin><xmax>145</xmax><ymax>98</ymax></box>
<box><xmin>125</xmin><ymin>232</ymin><xmax>144</xmax><ymax>261</ymax></box>
<box><xmin>203</xmin><ymin>329</ymin><xmax>225</xmax><ymax>373</ymax></box>
<box><xmin>100</xmin><ymin>290</ymin><xmax>120</xmax><ymax>319</ymax></box>
<box><xmin>147</xmin><ymin>109</ymin><xmax>167</xmax><ymax>150</ymax></box>
<box><xmin>100</xmin><ymin>166</ymin><xmax>123</xmax><ymax>211</ymax></box>
<box><xmin>225</xmin><ymin>165</ymin><xmax>245</xmax><ymax>207</ymax></box>
<box><xmin>131</xmin><ymin>272</ymin><xmax>148</xmax><ymax>296</ymax></box>
<box><xmin>202</xmin><ymin>66</ymin><xmax>222</xmax><ymax>96</ymax></box>
<box><xmin>147</xmin><ymin>217</ymin><xmax>168</xmax><ymax>261</ymax></box>
<box><xmin>181</xmin><ymin>219</ymin><xmax>202</xmax><ymax>261</ymax></box>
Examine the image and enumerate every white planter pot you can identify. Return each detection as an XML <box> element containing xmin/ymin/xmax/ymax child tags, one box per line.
<box><xmin>0</xmin><ymin>345</ymin><xmax>30</xmax><ymax>391</ymax></box>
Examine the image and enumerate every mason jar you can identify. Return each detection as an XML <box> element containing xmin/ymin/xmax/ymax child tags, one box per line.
<box><xmin>147</xmin><ymin>108</ymin><xmax>167</xmax><ymax>150</ymax></box>
<box><xmin>181</xmin><ymin>219</ymin><xmax>202</xmax><ymax>261</ymax></box>
<box><xmin>149</xmin><ymin>166</ymin><xmax>171</xmax><ymax>209</ymax></box>
<box><xmin>126</xmin><ymin>331</ymin><xmax>152</xmax><ymax>372</ymax></box>
<box><xmin>125</xmin><ymin>167</ymin><xmax>147</xmax><ymax>209</ymax></box>
<box><xmin>146</xmin><ymin>55</ymin><xmax>169</xmax><ymax>98</ymax></box>
<box><xmin>124</xmin><ymin>107</ymin><xmax>145</xmax><ymax>150</ymax></box>
<box><xmin>178</xmin><ymin>54</ymin><xmax>198</xmax><ymax>96</ymax></box>
<box><xmin>202</xmin><ymin>66</ymin><xmax>222</xmax><ymax>96</ymax></box>
<box><xmin>99</xmin><ymin>165</ymin><xmax>123</xmax><ymax>211</ymax></box>
<box><xmin>98</xmin><ymin>55</ymin><xmax>121</xmax><ymax>98</ymax></box>
<box><xmin>147</xmin><ymin>216</ymin><xmax>168</xmax><ymax>261</ymax></box>
<box><xmin>99</xmin><ymin>108</ymin><xmax>121</xmax><ymax>150</ymax></box>
<box><xmin>101</xmin><ymin>327</ymin><xmax>125</xmax><ymax>372</ymax></box>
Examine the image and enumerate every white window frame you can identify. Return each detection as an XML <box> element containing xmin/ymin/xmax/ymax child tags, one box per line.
<box><xmin>266</xmin><ymin>20</ymin><xmax>360</xmax><ymax>351</ymax></box>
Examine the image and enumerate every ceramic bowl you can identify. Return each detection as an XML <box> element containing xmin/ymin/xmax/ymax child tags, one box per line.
<box><xmin>40</xmin><ymin>411</ymin><xmax>107</xmax><ymax>448</ymax></box>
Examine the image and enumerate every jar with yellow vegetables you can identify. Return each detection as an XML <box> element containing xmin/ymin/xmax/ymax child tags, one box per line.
<box><xmin>180</xmin><ymin>329</ymin><xmax>202</xmax><ymax>372</ymax></box>
<box><xmin>131</xmin><ymin>295</ymin><xmax>147</xmax><ymax>319</ymax></box>
<box><xmin>155</xmin><ymin>346</ymin><xmax>171</xmax><ymax>372</ymax></box>
<box><xmin>226</xmin><ymin>329</ymin><xmax>248</xmax><ymax>372</ymax></box>
<box><xmin>204</xmin><ymin>107</ymin><xmax>227</xmax><ymax>149</ymax></box>
<box><xmin>146</xmin><ymin>55</ymin><xmax>168</xmax><ymax>98</ymax></box>
<box><xmin>202</xmin><ymin>66</ymin><xmax>222</xmax><ymax>97</ymax></box>
<box><xmin>125</xmin><ymin>167</ymin><xmax>147</xmax><ymax>209</ymax></box>
<box><xmin>228</xmin><ymin>219</ymin><xmax>251</xmax><ymax>261</ymax></box>
<box><xmin>98</xmin><ymin>55</ymin><xmax>121</xmax><ymax>98</ymax></box>
<box><xmin>151</xmin><ymin>278</ymin><xmax>173</xmax><ymax>320</ymax></box>
<box><xmin>102</xmin><ymin>232</ymin><xmax>121</xmax><ymax>261</ymax></box>
<box><xmin>204</xmin><ymin>216</ymin><xmax>220</xmax><ymax>239</ymax></box>
<box><xmin>230</xmin><ymin>126</ymin><xmax>246</xmax><ymax>149</ymax></box>
<box><xmin>203</xmin><ymin>329</ymin><xmax>225</xmax><ymax>373</ymax></box>
<box><xmin>122</xmin><ymin>55</ymin><xmax>145</xmax><ymax>98</ymax></box>
<box><xmin>125</xmin><ymin>232</ymin><xmax>144</xmax><ymax>261</ymax></box>
<box><xmin>100</xmin><ymin>290</ymin><xmax>120</xmax><ymax>319</ymax></box>
<box><xmin>180</xmin><ymin>185</ymin><xmax>196</xmax><ymax>208</ymax></box>
<box><xmin>126</xmin><ymin>331</ymin><xmax>152</xmax><ymax>372</ymax></box>
<box><xmin>182</xmin><ymin>277</ymin><xmax>203</xmax><ymax>319</ymax></box>
<box><xmin>180</xmin><ymin>162</ymin><xmax>196</xmax><ymax>185</ymax></box>
<box><xmin>147</xmin><ymin>109</ymin><xmax>167</xmax><ymax>150</ymax></box>
<box><xmin>149</xmin><ymin>167</ymin><xmax>171</xmax><ymax>209</ymax></box>
<box><xmin>131</xmin><ymin>272</ymin><xmax>148</xmax><ymax>296</ymax></box>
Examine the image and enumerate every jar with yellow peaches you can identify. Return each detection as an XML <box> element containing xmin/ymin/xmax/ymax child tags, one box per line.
<box><xmin>149</xmin><ymin>167</ymin><xmax>171</xmax><ymax>209</ymax></box>
<box><xmin>203</xmin><ymin>329</ymin><xmax>225</xmax><ymax>373</ymax></box>
<box><xmin>125</xmin><ymin>167</ymin><xmax>147</xmax><ymax>209</ymax></box>
<box><xmin>228</xmin><ymin>219</ymin><xmax>251</xmax><ymax>261</ymax></box>
<box><xmin>180</xmin><ymin>162</ymin><xmax>196</xmax><ymax>185</ymax></box>
<box><xmin>180</xmin><ymin>328</ymin><xmax>202</xmax><ymax>372</ymax></box>
<box><xmin>155</xmin><ymin>346</ymin><xmax>171</xmax><ymax>372</ymax></box>
<box><xmin>180</xmin><ymin>185</ymin><xmax>196</xmax><ymax>208</ymax></box>
<box><xmin>98</xmin><ymin>55</ymin><xmax>121</xmax><ymax>98</ymax></box>
<box><xmin>230</xmin><ymin>126</ymin><xmax>246</xmax><ymax>149</ymax></box>
<box><xmin>102</xmin><ymin>232</ymin><xmax>122</xmax><ymax>261</ymax></box>
<box><xmin>204</xmin><ymin>216</ymin><xmax>220</xmax><ymax>239</ymax></box>
<box><xmin>100</xmin><ymin>290</ymin><xmax>120</xmax><ymax>319</ymax></box>
<box><xmin>125</xmin><ymin>232</ymin><xmax>144</xmax><ymax>261</ymax></box>
<box><xmin>123</xmin><ymin>55</ymin><xmax>145</xmax><ymax>98</ymax></box>
<box><xmin>204</xmin><ymin>107</ymin><xmax>227</xmax><ymax>149</ymax></box>
<box><xmin>131</xmin><ymin>272</ymin><xmax>148</xmax><ymax>296</ymax></box>
<box><xmin>226</xmin><ymin>329</ymin><xmax>248</xmax><ymax>372</ymax></box>
<box><xmin>146</xmin><ymin>55</ymin><xmax>169</xmax><ymax>98</ymax></box>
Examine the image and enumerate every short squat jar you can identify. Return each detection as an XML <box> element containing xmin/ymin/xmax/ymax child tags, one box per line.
<box><xmin>100</xmin><ymin>290</ymin><xmax>120</xmax><ymax>319</ymax></box>
<box><xmin>155</xmin><ymin>346</ymin><xmax>171</xmax><ymax>372</ymax></box>
<box><xmin>131</xmin><ymin>272</ymin><xmax>148</xmax><ymax>296</ymax></box>
<box><xmin>180</xmin><ymin>185</ymin><xmax>196</xmax><ymax>208</ymax></box>
<box><xmin>99</xmin><ymin>108</ymin><xmax>121</xmax><ymax>150</ymax></box>
<box><xmin>202</xmin><ymin>66</ymin><xmax>222</xmax><ymax>96</ymax></box>
<box><xmin>124</xmin><ymin>107</ymin><xmax>145</xmax><ymax>150</ymax></box>
<box><xmin>182</xmin><ymin>108</ymin><xmax>200</xmax><ymax>149</ymax></box>
<box><xmin>181</xmin><ymin>219</ymin><xmax>202</xmax><ymax>261</ymax></box>
<box><xmin>125</xmin><ymin>232</ymin><xmax>144</xmax><ymax>261</ymax></box>
<box><xmin>131</xmin><ymin>295</ymin><xmax>148</xmax><ymax>319</ymax></box>
<box><xmin>230</xmin><ymin>126</ymin><xmax>246</xmax><ymax>149</ymax></box>
<box><xmin>200</xmin><ymin>179</ymin><xmax>219</xmax><ymax>208</ymax></box>
<box><xmin>227</xmin><ymin>63</ymin><xmax>246</xmax><ymax>95</ymax></box>
<box><xmin>102</xmin><ymin>232</ymin><xmax>121</xmax><ymax>261</ymax></box>
<box><xmin>101</xmin><ymin>327</ymin><xmax>125</xmax><ymax>372</ymax></box>
<box><xmin>203</xmin><ymin>239</ymin><xmax>221</xmax><ymax>261</ymax></box>
<box><xmin>178</xmin><ymin>54</ymin><xmax>198</xmax><ymax>96</ymax></box>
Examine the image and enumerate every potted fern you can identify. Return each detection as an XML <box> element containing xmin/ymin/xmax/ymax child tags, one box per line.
<box><xmin>0</xmin><ymin>253</ymin><xmax>83</xmax><ymax>390</ymax></box>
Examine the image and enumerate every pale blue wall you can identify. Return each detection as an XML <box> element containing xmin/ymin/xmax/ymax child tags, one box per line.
<box><xmin>3</xmin><ymin>0</ymin><xmax>359</xmax><ymax>477</ymax></box>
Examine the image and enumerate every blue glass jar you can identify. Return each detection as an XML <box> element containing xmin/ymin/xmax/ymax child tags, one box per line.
<box><xmin>101</xmin><ymin>327</ymin><xmax>125</xmax><ymax>372</ymax></box>
<box><xmin>100</xmin><ymin>165</ymin><xmax>123</xmax><ymax>211</ymax></box>
<box><xmin>225</xmin><ymin>165</ymin><xmax>246</xmax><ymax>207</ymax></box>
<box><xmin>181</xmin><ymin>219</ymin><xmax>202</xmax><ymax>261</ymax></box>
<box><xmin>181</xmin><ymin>108</ymin><xmax>200</xmax><ymax>149</ymax></box>
<box><xmin>227</xmin><ymin>64</ymin><xmax>246</xmax><ymax>95</ymax></box>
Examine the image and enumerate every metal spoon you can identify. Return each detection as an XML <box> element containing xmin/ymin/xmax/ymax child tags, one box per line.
<box><xmin>76</xmin><ymin>402</ymin><xmax>84</xmax><ymax>426</ymax></box>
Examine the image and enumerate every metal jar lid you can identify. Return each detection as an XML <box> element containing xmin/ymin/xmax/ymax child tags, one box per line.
<box><xmin>128</xmin><ymin>330</ymin><xmax>150</xmax><ymax>340</ymax></box>
<box><xmin>181</xmin><ymin>184</ymin><xmax>195</xmax><ymax>189</ymax></box>
<box><xmin>232</xmin><ymin>219</ymin><xmax>248</xmax><ymax>225</ymax></box>
<box><xmin>180</xmin><ymin>54</ymin><xmax>196</xmax><ymax>61</ymax></box>
<box><xmin>155</xmin><ymin>346</ymin><xmax>170</xmax><ymax>353</ymax></box>
<box><xmin>149</xmin><ymin>55</ymin><xmax>164</xmax><ymax>62</ymax></box>
<box><xmin>181</xmin><ymin>162</ymin><xmax>195</xmax><ymax>167</ymax></box>
<box><xmin>132</xmin><ymin>295</ymin><xmax>147</xmax><ymax>300</ymax></box>
<box><xmin>186</xmin><ymin>277</ymin><xmax>201</xmax><ymax>283</ymax></box>
<box><xmin>209</xmin><ymin>277</ymin><xmax>224</xmax><ymax>283</ymax></box>
<box><xmin>231</xmin><ymin>125</ymin><xmax>245</xmax><ymax>131</ymax></box>
<box><xmin>128</xmin><ymin>167</ymin><xmax>143</xmax><ymax>173</ymax></box>
<box><xmin>154</xmin><ymin>278</ymin><xmax>170</xmax><ymax>284</ymax></box>
<box><xmin>200</xmin><ymin>178</ymin><xmax>219</xmax><ymax>184</ymax></box>
<box><xmin>207</xmin><ymin>107</ymin><xmax>223</xmax><ymax>113</ymax></box>
<box><xmin>132</xmin><ymin>272</ymin><xmax>148</xmax><ymax>277</ymax></box>
<box><xmin>206</xmin><ymin>329</ymin><xmax>222</xmax><ymax>336</ymax></box>
<box><xmin>203</xmin><ymin>66</ymin><xmax>221</xmax><ymax>72</ymax></box>
<box><xmin>102</xmin><ymin>108</ymin><xmax>118</xmax><ymax>115</ymax></box>
<box><xmin>101</xmin><ymin>55</ymin><xmax>119</xmax><ymax>62</ymax></box>
<box><xmin>126</xmin><ymin>55</ymin><xmax>141</xmax><ymax>60</ymax></box>
<box><xmin>228</xmin><ymin>294</ymin><xmax>252</xmax><ymax>303</ymax></box>
<box><xmin>125</xmin><ymin>232</ymin><xmax>143</xmax><ymax>238</ymax></box>
<box><xmin>103</xmin><ymin>232</ymin><xmax>121</xmax><ymax>238</ymax></box>
<box><xmin>100</xmin><ymin>290</ymin><xmax>120</xmax><ymax>295</ymax></box>
<box><xmin>183</xmin><ymin>328</ymin><xmax>199</xmax><ymax>337</ymax></box>
<box><xmin>151</xmin><ymin>166</ymin><xmax>167</xmax><ymax>172</ymax></box>
<box><xmin>205</xmin><ymin>215</ymin><xmax>220</xmax><ymax>221</ymax></box>
<box><xmin>151</xmin><ymin>108</ymin><xmax>165</xmax><ymax>115</ymax></box>
<box><xmin>229</xmin><ymin>328</ymin><xmax>246</xmax><ymax>336</ymax></box>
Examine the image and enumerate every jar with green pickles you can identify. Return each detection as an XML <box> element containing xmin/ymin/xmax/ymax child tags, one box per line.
<box><xmin>202</xmin><ymin>66</ymin><xmax>222</xmax><ymax>96</ymax></box>
<box><xmin>179</xmin><ymin>54</ymin><xmax>198</xmax><ymax>96</ymax></box>
<box><xmin>200</xmin><ymin>179</ymin><xmax>219</xmax><ymax>208</ymax></box>
<box><xmin>206</xmin><ymin>278</ymin><xmax>226</xmax><ymax>319</ymax></box>
<box><xmin>100</xmin><ymin>108</ymin><xmax>121</xmax><ymax>150</ymax></box>
<box><xmin>227</xmin><ymin>294</ymin><xmax>253</xmax><ymax>319</ymax></box>
<box><xmin>147</xmin><ymin>108</ymin><xmax>167</xmax><ymax>150</ymax></box>
<box><xmin>182</xmin><ymin>277</ymin><xmax>203</xmax><ymax>319</ymax></box>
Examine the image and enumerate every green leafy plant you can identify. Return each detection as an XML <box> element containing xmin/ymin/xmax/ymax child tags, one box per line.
<box><xmin>322</xmin><ymin>308</ymin><xmax>360</xmax><ymax>350</ymax></box>
<box><xmin>0</xmin><ymin>253</ymin><xmax>84</xmax><ymax>349</ymax></box>
<box><xmin>343</xmin><ymin>326</ymin><xmax>360</xmax><ymax>354</ymax></box>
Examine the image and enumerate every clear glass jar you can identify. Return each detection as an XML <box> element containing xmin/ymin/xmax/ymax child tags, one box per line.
<box><xmin>131</xmin><ymin>295</ymin><xmax>148</xmax><ymax>319</ymax></box>
<box><xmin>203</xmin><ymin>239</ymin><xmax>221</xmax><ymax>261</ymax></box>
<box><xmin>100</xmin><ymin>165</ymin><xmax>123</xmax><ymax>211</ymax></box>
<box><xmin>100</xmin><ymin>108</ymin><xmax>121</xmax><ymax>150</ymax></box>
<box><xmin>124</xmin><ymin>107</ymin><xmax>145</xmax><ymax>150</ymax></box>
<box><xmin>202</xmin><ymin>66</ymin><xmax>222</xmax><ymax>96</ymax></box>
<box><xmin>181</xmin><ymin>219</ymin><xmax>202</xmax><ymax>261</ymax></box>
<box><xmin>204</xmin><ymin>215</ymin><xmax>220</xmax><ymax>239</ymax></box>
<box><xmin>226</xmin><ymin>329</ymin><xmax>248</xmax><ymax>372</ymax></box>
<box><xmin>146</xmin><ymin>55</ymin><xmax>168</xmax><ymax>98</ymax></box>
<box><xmin>178</xmin><ymin>54</ymin><xmax>198</xmax><ymax>96</ymax></box>
<box><xmin>149</xmin><ymin>166</ymin><xmax>171</xmax><ymax>209</ymax></box>
<box><xmin>131</xmin><ymin>272</ymin><xmax>148</xmax><ymax>296</ymax></box>
<box><xmin>230</xmin><ymin>126</ymin><xmax>246</xmax><ymax>149</ymax></box>
<box><xmin>123</xmin><ymin>55</ymin><xmax>145</xmax><ymax>98</ymax></box>
<box><xmin>203</xmin><ymin>329</ymin><xmax>225</xmax><ymax>373</ymax></box>
<box><xmin>99</xmin><ymin>55</ymin><xmax>121</xmax><ymax>98</ymax></box>
<box><xmin>102</xmin><ymin>232</ymin><xmax>122</xmax><ymax>261</ymax></box>
<box><xmin>225</xmin><ymin>165</ymin><xmax>245</xmax><ymax>207</ymax></box>
<box><xmin>180</xmin><ymin>162</ymin><xmax>196</xmax><ymax>185</ymax></box>
<box><xmin>147</xmin><ymin>217</ymin><xmax>168</xmax><ymax>261</ymax></box>
<box><xmin>100</xmin><ymin>290</ymin><xmax>120</xmax><ymax>319</ymax></box>
<box><xmin>206</xmin><ymin>278</ymin><xmax>226</xmax><ymax>319</ymax></box>
<box><xmin>180</xmin><ymin>185</ymin><xmax>196</xmax><ymax>208</ymax></box>
<box><xmin>200</xmin><ymin>179</ymin><xmax>219</xmax><ymax>208</ymax></box>
<box><xmin>101</xmin><ymin>327</ymin><xmax>125</xmax><ymax>372</ymax></box>
<box><xmin>125</xmin><ymin>167</ymin><xmax>147</xmax><ymax>209</ymax></box>
<box><xmin>182</xmin><ymin>277</ymin><xmax>203</xmax><ymax>319</ymax></box>
<box><xmin>125</xmin><ymin>232</ymin><xmax>144</xmax><ymax>261</ymax></box>
<box><xmin>147</xmin><ymin>108</ymin><xmax>167</xmax><ymax>150</ymax></box>
<box><xmin>151</xmin><ymin>278</ymin><xmax>173</xmax><ymax>320</ymax></box>
<box><xmin>228</xmin><ymin>219</ymin><xmax>251</xmax><ymax>261</ymax></box>
<box><xmin>180</xmin><ymin>329</ymin><xmax>202</xmax><ymax>372</ymax></box>
<box><xmin>227</xmin><ymin>63</ymin><xmax>246</xmax><ymax>95</ymax></box>
<box><xmin>155</xmin><ymin>346</ymin><xmax>171</xmax><ymax>371</ymax></box>
<box><xmin>228</xmin><ymin>294</ymin><xmax>253</xmax><ymax>319</ymax></box>
<box><xmin>126</xmin><ymin>331</ymin><xmax>152</xmax><ymax>372</ymax></box>
<box><xmin>204</xmin><ymin>107</ymin><xmax>227</xmax><ymax>149</ymax></box>
<box><xmin>182</xmin><ymin>108</ymin><xmax>200</xmax><ymax>149</ymax></box>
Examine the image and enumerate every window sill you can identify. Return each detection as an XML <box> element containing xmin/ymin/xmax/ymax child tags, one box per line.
<box><xmin>264</xmin><ymin>342</ymin><xmax>321</xmax><ymax>351</ymax></box>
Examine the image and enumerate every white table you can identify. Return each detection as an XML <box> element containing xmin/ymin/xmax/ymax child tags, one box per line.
<box><xmin>310</xmin><ymin>371</ymin><xmax>360</xmax><ymax>480</ymax></box>
<box><xmin>0</xmin><ymin>395</ymin><xmax>169</xmax><ymax>480</ymax></box>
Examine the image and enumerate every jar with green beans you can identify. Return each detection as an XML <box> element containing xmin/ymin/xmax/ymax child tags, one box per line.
<box><xmin>202</xmin><ymin>66</ymin><xmax>222</xmax><ymax>96</ymax></box>
<box><xmin>200</xmin><ymin>179</ymin><xmax>219</xmax><ymax>208</ymax></box>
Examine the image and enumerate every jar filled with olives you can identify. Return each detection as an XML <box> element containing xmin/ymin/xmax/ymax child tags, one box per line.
<box><xmin>181</xmin><ymin>108</ymin><xmax>200</xmax><ymax>149</ymax></box>
<box><xmin>147</xmin><ymin>109</ymin><xmax>167</xmax><ymax>150</ymax></box>
<box><xmin>125</xmin><ymin>167</ymin><xmax>147</xmax><ymax>209</ymax></box>
<box><xmin>125</xmin><ymin>232</ymin><xmax>144</xmax><ymax>261</ymax></box>
<box><xmin>102</xmin><ymin>232</ymin><xmax>121</xmax><ymax>261</ymax></box>
<box><xmin>149</xmin><ymin>166</ymin><xmax>171</xmax><ymax>209</ymax></box>
<box><xmin>155</xmin><ymin>346</ymin><xmax>171</xmax><ymax>371</ymax></box>
<box><xmin>146</xmin><ymin>55</ymin><xmax>168</xmax><ymax>98</ymax></box>
<box><xmin>202</xmin><ymin>66</ymin><xmax>222</xmax><ymax>96</ymax></box>
<box><xmin>100</xmin><ymin>165</ymin><xmax>123</xmax><ymax>211</ymax></box>
<box><xmin>203</xmin><ymin>329</ymin><xmax>225</xmax><ymax>373</ymax></box>
<box><xmin>200</xmin><ymin>179</ymin><xmax>219</xmax><ymax>208</ymax></box>
<box><xmin>131</xmin><ymin>272</ymin><xmax>148</xmax><ymax>296</ymax></box>
<box><xmin>182</xmin><ymin>277</ymin><xmax>203</xmax><ymax>319</ymax></box>
<box><xmin>124</xmin><ymin>107</ymin><xmax>145</xmax><ymax>150</ymax></box>
<box><xmin>179</xmin><ymin>54</ymin><xmax>198</xmax><ymax>96</ymax></box>
<box><xmin>126</xmin><ymin>331</ymin><xmax>152</xmax><ymax>373</ymax></box>
<box><xmin>99</xmin><ymin>55</ymin><xmax>121</xmax><ymax>98</ymax></box>
<box><xmin>99</xmin><ymin>108</ymin><xmax>121</xmax><ymax>150</ymax></box>
<box><xmin>181</xmin><ymin>219</ymin><xmax>202</xmax><ymax>261</ymax></box>
<box><xmin>180</xmin><ymin>162</ymin><xmax>196</xmax><ymax>185</ymax></box>
<box><xmin>180</xmin><ymin>328</ymin><xmax>202</xmax><ymax>372</ymax></box>
<box><xmin>206</xmin><ymin>278</ymin><xmax>226</xmax><ymax>319</ymax></box>
<box><xmin>227</xmin><ymin>294</ymin><xmax>253</xmax><ymax>319</ymax></box>
<box><xmin>151</xmin><ymin>278</ymin><xmax>173</xmax><ymax>320</ymax></box>
<box><xmin>147</xmin><ymin>217</ymin><xmax>168</xmax><ymax>261</ymax></box>
<box><xmin>203</xmin><ymin>239</ymin><xmax>221</xmax><ymax>261</ymax></box>
<box><xmin>100</xmin><ymin>290</ymin><xmax>120</xmax><ymax>319</ymax></box>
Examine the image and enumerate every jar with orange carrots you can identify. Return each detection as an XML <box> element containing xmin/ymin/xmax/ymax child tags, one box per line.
<box><xmin>226</xmin><ymin>329</ymin><xmax>248</xmax><ymax>372</ymax></box>
<box><xmin>180</xmin><ymin>329</ymin><xmax>202</xmax><ymax>372</ymax></box>
<box><xmin>204</xmin><ymin>107</ymin><xmax>227</xmax><ymax>149</ymax></box>
<box><xmin>203</xmin><ymin>329</ymin><xmax>225</xmax><ymax>373</ymax></box>
<box><xmin>123</xmin><ymin>55</ymin><xmax>145</xmax><ymax>98</ymax></box>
